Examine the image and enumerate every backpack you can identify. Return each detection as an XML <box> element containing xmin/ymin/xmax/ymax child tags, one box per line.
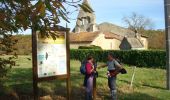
<box><xmin>114</xmin><ymin>59</ymin><xmax>127</xmax><ymax>74</ymax></box>
<box><xmin>80</xmin><ymin>60</ymin><xmax>98</xmax><ymax>75</ymax></box>
<box><xmin>80</xmin><ymin>61</ymin><xmax>86</xmax><ymax>75</ymax></box>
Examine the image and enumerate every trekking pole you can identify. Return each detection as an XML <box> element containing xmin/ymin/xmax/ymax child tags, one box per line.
<box><xmin>93</xmin><ymin>76</ymin><xmax>96</xmax><ymax>100</ymax></box>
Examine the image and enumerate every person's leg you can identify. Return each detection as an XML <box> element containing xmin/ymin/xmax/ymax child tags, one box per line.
<box><xmin>108</xmin><ymin>77</ymin><xmax>112</xmax><ymax>89</ymax></box>
<box><xmin>85</xmin><ymin>76</ymin><xmax>93</xmax><ymax>100</ymax></box>
<box><xmin>84</xmin><ymin>75</ymin><xmax>87</xmax><ymax>87</ymax></box>
<box><xmin>108</xmin><ymin>77</ymin><xmax>117</xmax><ymax>100</ymax></box>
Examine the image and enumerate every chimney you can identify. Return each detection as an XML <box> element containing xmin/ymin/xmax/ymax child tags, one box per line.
<box><xmin>135</xmin><ymin>30</ymin><xmax>141</xmax><ymax>39</ymax></box>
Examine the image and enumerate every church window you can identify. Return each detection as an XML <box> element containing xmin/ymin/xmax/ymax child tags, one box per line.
<box><xmin>87</xmin><ymin>17</ymin><xmax>91</xmax><ymax>23</ymax></box>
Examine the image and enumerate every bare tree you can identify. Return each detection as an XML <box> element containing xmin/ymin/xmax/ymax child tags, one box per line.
<box><xmin>122</xmin><ymin>12</ymin><xmax>154</xmax><ymax>33</ymax></box>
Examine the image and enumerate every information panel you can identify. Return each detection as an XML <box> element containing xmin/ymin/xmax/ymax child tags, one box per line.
<box><xmin>37</xmin><ymin>32</ymin><xmax>67</xmax><ymax>78</ymax></box>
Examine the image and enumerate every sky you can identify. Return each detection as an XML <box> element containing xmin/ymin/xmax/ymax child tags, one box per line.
<box><xmin>22</xmin><ymin>0</ymin><xmax>165</xmax><ymax>34</ymax></box>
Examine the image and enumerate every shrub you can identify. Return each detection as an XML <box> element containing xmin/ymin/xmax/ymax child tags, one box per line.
<box><xmin>70</xmin><ymin>49</ymin><xmax>166</xmax><ymax>68</ymax></box>
<box><xmin>78</xmin><ymin>45</ymin><xmax>102</xmax><ymax>50</ymax></box>
<box><xmin>0</xmin><ymin>34</ymin><xmax>18</xmax><ymax>83</ymax></box>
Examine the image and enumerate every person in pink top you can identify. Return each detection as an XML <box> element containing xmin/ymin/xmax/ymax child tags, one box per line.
<box><xmin>85</xmin><ymin>56</ymin><xmax>95</xmax><ymax>100</ymax></box>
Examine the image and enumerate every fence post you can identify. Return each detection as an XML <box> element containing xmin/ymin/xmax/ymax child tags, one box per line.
<box><xmin>164</xmin><ymin>0</ymin><xmax>170</xmax><ymax>90</ymax></box>
<box><xmin>130</xmin><ymin>66</ymin><xmax>136</xmax><ymax>88</ymax></box>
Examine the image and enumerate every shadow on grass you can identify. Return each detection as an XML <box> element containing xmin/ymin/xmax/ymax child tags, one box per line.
<box><xmin>118</xmin><ymin>91</ymin><xmax>161</xmax><ymax>100</ymax></box>
<box><xmin>96</xmin><ymin>89</ymin><xmax>162</xmax><ymax>100</ymax></box>
<box><xmin>142</xmin><ymin>84</ymin><xmax>166</xmax><ymax>90</ymax></box>
<box><xmin>70</xmin><ymin>72</ymin><xmax>162</xmax><ymax>100</ymax></box>
<box><xmin>6</xmin><ymin>68</ymin><xmax>32</xmax><ymax>84</ymax></box>
<box><xmin>69</xmin><ymin>73</ymin><xmax>161</xmax><ymax>100</ymax></box>
<box><xmin>38</xmin><ymin>80</ymin><xmax>85</xmax><ymax>100</ymax></box>
<box><xmin>0</xmin><ymin>68</ymin><xmax>34</xmax><ymax>100</ymax></box>
<box><xmin>0</xmin><ymin>68</ymin><xmax>164</xmax><ymax>100</ymax></box>
<box><xmin>118</xmin><ymin>79</ymin><xmax>131</xmax><ymax>84</ymax></box>
<box><xmin>6</xmin><ymin>68</ymin><xmax>33</xmax><ymax>93</ymax></box>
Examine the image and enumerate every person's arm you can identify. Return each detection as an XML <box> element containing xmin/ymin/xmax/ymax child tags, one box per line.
<box><xmin>97</xmin><ymin>64</ymin><xmax>107</xmax><ymax>69</ymax></box>
<box><xmin>86</xmin><ymin>63</ymin><xmax>94</xmax><ymax>74</ymax></box>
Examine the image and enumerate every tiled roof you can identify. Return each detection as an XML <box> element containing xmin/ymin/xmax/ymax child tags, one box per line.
<box><xmin>98</xmin><ymin>22</ymin><xmax>135</xmax><ymax>37</ymax></box>
<box><xmin>126</xmin><ymin>37</ymin><xmax>143</xmax><ymax>48</ymax></box>
<box><xmin>69</xmin><ymin>31</ymin><xmax>123</xmax><ymax>43</ymax></box>
<box><xmin>69</xmin><ymin>31</ymin><xmax>100</xmax><ymax>43</ymax></box>
<box><xmin>104</xmin><ymin>32</ymin><xmax>124</xmax><ymax>40</ymax></box>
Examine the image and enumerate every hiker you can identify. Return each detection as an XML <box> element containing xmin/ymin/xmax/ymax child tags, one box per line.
<box><xmin>84</xmin><ymin>56</ymin><xmax>95</xmax><ymax>100</ymax></box>
<box><xmin>98</xmin><ymin>53</ymin><xmax>123</xmax><ymax>100</ymax></box>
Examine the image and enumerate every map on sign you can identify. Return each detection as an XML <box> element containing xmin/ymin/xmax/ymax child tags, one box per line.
<box><xmin>37</xmin><ymin>32</ymin><xmax>67</xmax><ymax>78</ymax></box>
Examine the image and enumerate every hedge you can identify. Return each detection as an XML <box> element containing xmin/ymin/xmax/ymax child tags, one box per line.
<box><xmin>78</xmin><ymin>45</ymin><xmax>102</xmax><ymax>50</ymax></box>
<box><xmin>70</xmin><ymin>49</ymin><xmax>166</xmax><ymax>69</ymax></box>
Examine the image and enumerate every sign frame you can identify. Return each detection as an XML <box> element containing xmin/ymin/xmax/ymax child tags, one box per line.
<box><xmin>32</xmin><ymin>26</ymin><xmax>71</xmax><ymax>100</ymax></box>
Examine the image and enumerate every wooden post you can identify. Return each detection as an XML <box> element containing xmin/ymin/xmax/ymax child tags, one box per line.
<box><xmin>130</xmin><ymin>66</ymin><xmax>136</xmax><ymax>88</ymax></box>
<box><xmin>164</xmin><ymin>0</ymin><xmax>170</xmax><ymax>90</ymax></box>
<box><xmin>66</xmin><ymin>29</ymin><xmax>71</xmax><ymax>100</ymax></box>
<box><xmin>32</xmin><ymin>29</ymin><xmax>38</xmax><ymax>100</ymax></box>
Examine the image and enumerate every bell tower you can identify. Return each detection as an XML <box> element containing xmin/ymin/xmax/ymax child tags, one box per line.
<box><xmin>73</xmin><ymin>0</ymin><xmax>98</xmax><ymax>33</ymax></box>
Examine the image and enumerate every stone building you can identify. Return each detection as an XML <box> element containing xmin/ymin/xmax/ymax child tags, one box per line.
<box><xmin>120</xmin><ymin>33</ymin><xmax>148</xmax><ymax>50</ymax></box>
<box><xmin>70</xmin><ymin>31</ymin><xmax>123</xmax><ymax>50</ymax></box>
<box><xmin>70</xmin><ymin>0</ymin><xmax>148</xmax><ymax>50</ymax></box>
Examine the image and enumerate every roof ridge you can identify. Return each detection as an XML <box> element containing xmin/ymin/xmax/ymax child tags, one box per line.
<box><xmin>104</xmin><ymin>31</ymin><xmax>123</xmax><ymax>37</ymax></box>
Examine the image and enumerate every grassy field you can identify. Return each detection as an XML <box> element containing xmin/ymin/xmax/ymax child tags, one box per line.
<box><xmin>0</xmin><ymin>55</ymin><xmax>170</xmax><ymax>100</ymax></box>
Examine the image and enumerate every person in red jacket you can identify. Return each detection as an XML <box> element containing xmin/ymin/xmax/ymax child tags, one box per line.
<box><xmin>85</xmin><ymin>56</ymin><xmax>95</xmax><ymax>100</ymax></box>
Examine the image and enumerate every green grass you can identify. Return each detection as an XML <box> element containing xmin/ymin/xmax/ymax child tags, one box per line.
<box><xmin>0</xmin><ymin>55</ymin><xmax>170</xmax><ymax>100</ymax></box>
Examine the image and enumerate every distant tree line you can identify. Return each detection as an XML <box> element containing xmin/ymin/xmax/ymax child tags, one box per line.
<box><xmin>143</xmin><ymin>30</ymin><xmax>165</xmax><ymax>50</ymax></box>
<box><xmin>12</xmin><ymin>35</ymin><xmax>32</xmax><ymax>55</ymax></box>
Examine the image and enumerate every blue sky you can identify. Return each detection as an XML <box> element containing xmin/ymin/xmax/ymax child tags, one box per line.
<box><xmin>60</xmin><ymin>0</ymin><xmax>165</xmax><ymax>30</ymax></box>
<box><xmin>22</xmin><ymin>0</ymin><xmax>165</xmax><ymax>34</ymax></box>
